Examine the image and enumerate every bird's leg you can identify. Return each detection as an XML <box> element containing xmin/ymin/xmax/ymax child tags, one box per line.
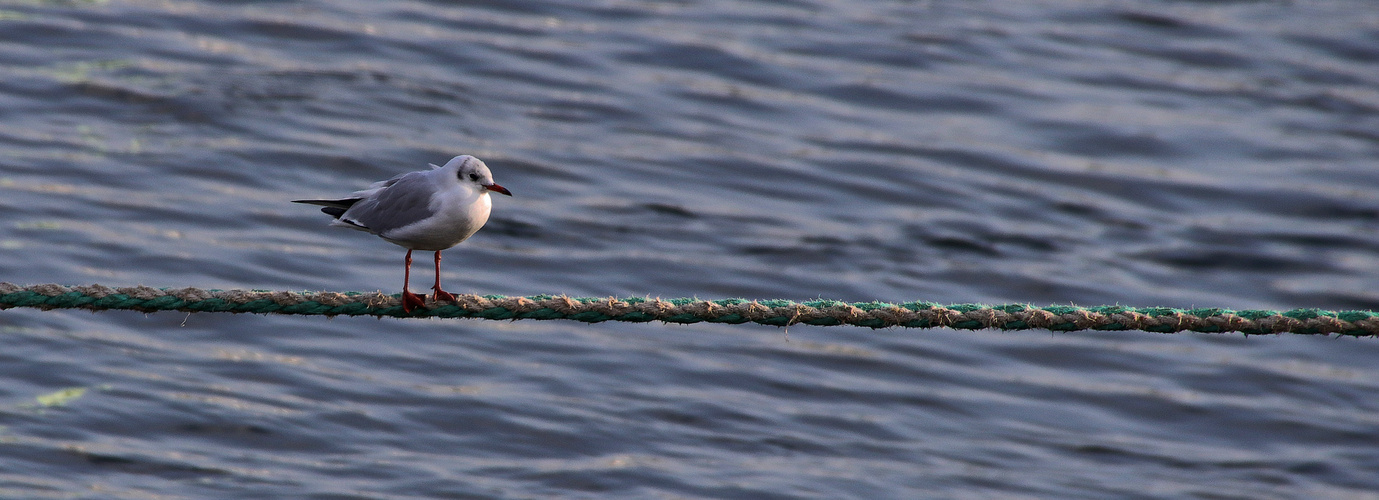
<box><xmin>432</xmin><ymin>250</ymin><xmax>457</xmax><ymax>303</ymax></box>
<box><xmin>401</xmin><ymin>249</ymin><xmax>426</xmax><ymax>312</ymax></box>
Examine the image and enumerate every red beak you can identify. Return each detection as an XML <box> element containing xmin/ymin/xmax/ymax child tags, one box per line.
<box><xmin>485</xmin><ymin>183</ymin><xmax>512</xmax><ymax>196</ymax></box>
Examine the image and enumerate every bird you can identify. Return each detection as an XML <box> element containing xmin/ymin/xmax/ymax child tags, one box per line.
<box><xmin>293</xmin><ymin>155</ymin><xmax>511</xmax><ymax>312</ymax></box>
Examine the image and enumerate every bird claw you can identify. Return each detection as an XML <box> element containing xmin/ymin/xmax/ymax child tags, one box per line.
<box><xmin>402</xmin><ymin>291</ymin><xmax>427</xmax><ymax>313</ymax></box>
<box><xmin>432</xmin><ymin>288</ymin><xmax>457</xmax><ymax>303</ymax></box>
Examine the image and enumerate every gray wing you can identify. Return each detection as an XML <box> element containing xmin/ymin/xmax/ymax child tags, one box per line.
<box><xmin>338</xmin><ymin>172</ymin><xmax>437</xmax><ymax>234</ymax></box>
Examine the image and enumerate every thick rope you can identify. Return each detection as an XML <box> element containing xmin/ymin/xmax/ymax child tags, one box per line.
<box><xmin>0</xmin><ymin>283</ymin><xmax>1376</xmax><ymax>336</ymax></box>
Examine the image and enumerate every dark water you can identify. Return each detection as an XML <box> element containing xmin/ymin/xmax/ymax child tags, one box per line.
<box><xmin>2</xmin><ymin>0</ymin><xmax>1379</xmax><ymax>498</ymax></box>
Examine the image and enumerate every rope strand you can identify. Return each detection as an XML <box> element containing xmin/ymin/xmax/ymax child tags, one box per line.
<box><xmin>1</xmin><ymin>283</ymin><xmax>1375</xmax><ymax>336</ymax></box>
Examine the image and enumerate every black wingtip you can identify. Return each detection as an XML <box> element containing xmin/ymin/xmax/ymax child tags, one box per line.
<box><xmin>321</xmin><ymin>207</ymin><xmax>347</xmax><ymax>218</ymax></box>
<box><xmin>293</xmin><ymin>198</ymin><xmax>362</xmax><ymax>209</ymax></box>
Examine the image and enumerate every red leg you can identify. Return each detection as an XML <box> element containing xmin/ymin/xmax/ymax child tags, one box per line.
<box><xmin>432</xmin><ymin>251</ymin><xmax>457</xmax><ymax>303</ymax></box>
<box><xmin>401</xmin><ymin>249</ymin><xmax>425</xmax><ymax>312</ymax></box>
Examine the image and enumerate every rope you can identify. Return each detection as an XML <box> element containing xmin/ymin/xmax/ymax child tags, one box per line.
<box><xmin>1</xmin><ymin>283</ymin><xmax>1376</xmax><ymax>336</ymax></box>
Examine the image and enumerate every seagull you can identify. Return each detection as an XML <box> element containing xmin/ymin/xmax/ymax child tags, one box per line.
<box><xmin>293</xmin><ymin>155</ymin><xmax>511</xmax><ymax>312</ymax></box>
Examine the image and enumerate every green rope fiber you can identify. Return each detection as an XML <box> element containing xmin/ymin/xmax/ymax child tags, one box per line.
<box><xmin>1</xmin><ymin>283</ymin><xmax>1376</xmax><ymax>336</ymax></box>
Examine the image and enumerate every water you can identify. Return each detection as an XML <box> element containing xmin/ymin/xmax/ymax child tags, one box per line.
<box><xmin>2</xmin><ymin>0</ymin><xmax>1378</xmax><ymax>498</ymax></box>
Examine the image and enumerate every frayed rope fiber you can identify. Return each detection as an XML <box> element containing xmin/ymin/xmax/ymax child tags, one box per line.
<box><xmin>1</xmin><ymin>283</ymin><xmax>1376</xmax><ymax>336</ymax></box>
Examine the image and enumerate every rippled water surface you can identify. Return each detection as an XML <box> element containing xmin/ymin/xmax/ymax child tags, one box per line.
<box><xmin>2</xmin><ymin>0</ymin><xmax>1379</xmax><ymax>498</ymax></box>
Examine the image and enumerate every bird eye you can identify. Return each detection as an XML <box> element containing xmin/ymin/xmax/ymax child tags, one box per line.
<box><xmin>469</xmin><ymin>173</ymin><xmax>480</xmax><ymax>181</ymax></box>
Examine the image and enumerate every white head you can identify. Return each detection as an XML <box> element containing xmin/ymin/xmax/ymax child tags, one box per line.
<box><xmin>436</xmin><ymin>155</ymin><xmax>512</xmax><ymax>197</ymax></box>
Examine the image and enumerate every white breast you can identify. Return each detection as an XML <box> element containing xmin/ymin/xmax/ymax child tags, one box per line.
<box><xmin>380</xmin><ymin>184</ymin><xmax>492</xmax><ymax>251</ymax></box>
